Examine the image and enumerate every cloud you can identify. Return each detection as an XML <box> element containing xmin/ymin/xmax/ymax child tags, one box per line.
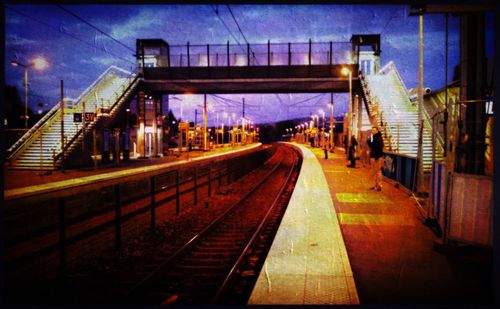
<box><xmin>107</xmin><ymin>8</ymin><xmax>162</xmax><ymax>42</ymax></box>
<box><xmin>6</xmin><ymin>35</ymin><xmax>38</xmax><ymax>46</ymax></box>
<box><xmin>5</xmin><ymin>14</ymin><xmax>23</xmax><ymax>25</ymax></box>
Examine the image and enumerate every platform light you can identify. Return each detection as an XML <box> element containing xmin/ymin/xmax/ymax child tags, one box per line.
<box><xmin>341</xmin><ymin>67</ymin><xmax>351</xmax><ymax>76</ymax></box>
<box><xmin>342</xmin><ymin>66</ymin><xmax>353</xmax><ymax>147</ymax></box>
<box><xmin>11</xmin><ymin>56</ymin><xmax>48</xmax><ymax>129</ymax></box>
<box><xmin>32</xmin><ymin>57</ymin><xmax>48</xmax><ymax>70</ymax></box>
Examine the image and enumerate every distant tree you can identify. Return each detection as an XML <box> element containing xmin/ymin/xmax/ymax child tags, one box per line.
<box><xmin>162</xmin><ymin>109</ymin><xmax>178</xmax><ymax>146</ymax></box>
<box><xmin>3</xmin><ymin>85</ymin><xmax>44</xmax><ymax>128</ymax></box>
<box><xmin>4</xmin><ymin>85</ymin><xmax>25</xmax><ymax>128</ymax></box>
<box><xmin>452</xmin><ymin>65</ymin><xmax>460</xmax><ymax>83</ymax></box>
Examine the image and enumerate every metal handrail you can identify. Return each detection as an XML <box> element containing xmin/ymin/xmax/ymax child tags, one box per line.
<box><xmin>389</xmin><ymin>63</ymin><xmax>445</xmax><ymax>160</ymax></box>
<box><xmin>392</xmin><ymin>63</ymin><xmax>444</xmax><ymax>158</ymax></box>
<box><xmin>380</xmin><ymin>61</ymin><xmax>410</xmax><ymax>97</ymax></box>
<box><xmin>423</xmin><ymin>106</ymin><xmax>445</xmax><ymax>157</ymax></box>
<box><xmin>6</xmin><ymin>66</ymin><xmax>132</xmax><ymax>163</ymax></box>
<box><xmin>53</xmin><ymin>72</ymin><xmax>139</xmax><ymax>165</ymax></box>
<box><xmin>152</xmin><ymin>40</ymin><xmax>353</xmax><ymax>68</ymax></box>
<box><xmin>6</xmin><ymin>101</ymin><xmax>65</xmax><ymax>162</ymax></box>
<box><xmin>359</xmin><ymin>74</ymin><xmax>393</xmax><ymax>151</ymax></box>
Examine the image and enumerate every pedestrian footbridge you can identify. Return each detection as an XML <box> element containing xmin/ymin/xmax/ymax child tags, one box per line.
<box><xmin>6</xmin><ymin>34</ymin><xmax>443</xmax><ymax>172</ymax></box>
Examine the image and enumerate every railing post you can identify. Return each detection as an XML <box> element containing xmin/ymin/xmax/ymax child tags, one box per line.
<box><xmin>52</xmin><ymin>149</ymin><xmax>56</xmax><ymax>170</ymax></box>
<box><xmin>39</xmin><ymin>128</ymin><xmax>43</xmax><ymax>173</ymax></box>
<box><xmin>208</xmin><ymin>167</ymin><xmax>212</xmax><ymax>197</ymax></box>
<box><xmin>187</xmin><ymin>41</ymin><xmax>191</xmax><ymax>68</ymax></box>
<box><xmin>218</xmin><ymin>166</ymin><xmax>222</xmax><ymax>193</ymax></box>
<box><xmin>397</xmin><ymin>123</ymin><xmax>400</xmax><ymax>153</ymax></box>
<box><xmin>247</xmin><ymin>43</ymin><xmax>250</xmax><ymax>66</ymax></box>
<box><xmin>176</xmin><ymin>169</ymin><xmax>180</xmax><ymax>215</ymax></box>
<box><xmin>194</xmin><ymin>166</ymin><xmax>198</xmax><ymax>205</ymax></box>
<box><xmin>167</xmin><ymin>43</ymin><xmax>171</xmax><ymax>68</ymax></box>
<box><xmin>227</xmin><ymin>41</ymin><xmax>230</xmax><ymax>67</ymax></box>
<box><xmin>207</xmin><ymin>44</ymin><xmax>210</xmax><ymax>68</ymax></box>
<box><xmin>60</xmin><ymin>80</ymin><xmax>65</xmax><ymax>173</ymax></box>
<box><xmin>58</xmin><ymin>197</ymin><xmax>66</xmax><ymax>278</ymax></box>
<box><xmin>114</xmin><ymin>184</ymin><xmax>121</xmax><ymax>249</ymax></box>
<box><xmin>288</xmin><ymin>42</ymin><xmax>291</xmax><ymax>66</ymax></box>
<box><xmin>307</xmin><ymin>39</ymin><xmax>312</xmax><ymax>66</ymax></box>
<box><xmin>329</xmin><ymin>41</ymin><xmax>333</xmax><ymax>65</ymax></box>
<box><xmin>268</xmin><ymin>40</ymin><xmax>271</xmax><ymax>66</ymax></box>
<box><xmin>150</xmin><ymin>176</ymin><xmax>156</xmax><ymax>232</ymax></box>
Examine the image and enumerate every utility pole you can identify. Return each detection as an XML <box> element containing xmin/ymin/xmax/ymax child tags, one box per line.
<box><xmin>82</xmin><ymin>99</ymin><xmax>86</xmax><ymax>151</ymax></box>
<box><xmin>330</xmin><ymin>93</ymin><xmax>334</xmax><ymax>148</ymax></box>
<box><xmin>417</xmin><ymin>14</ymin><xmax>424</xmax><ymax>194</ymax></box>
<box><xmin>24</xmin><ymin>67</ymin><xmax>28</xmax><ymax>129</ymax></box>
<box><xmin>60</xmin><ymin>80</ymin><xmax>65</xmax><ymax>172</ymax></box>
<box><xmin>242</xmin><ymin>98</ymin><xmax>246</xmax><ymax>144</ymax></box>
<box><xmin>203</xmin><ymin>94</ymin><xmax>207</xmax><ymax>151</ymax></box>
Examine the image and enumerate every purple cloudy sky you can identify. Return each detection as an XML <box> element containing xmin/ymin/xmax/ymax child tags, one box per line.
<box><xmin>5</xmin><ymin>4</ymin><xmax>491</xmax><ymax>124</ymax></box>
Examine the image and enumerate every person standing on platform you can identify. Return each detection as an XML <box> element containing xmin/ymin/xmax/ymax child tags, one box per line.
<box><xmin>367</xmin><ymin>126</ymin><xmax>384</xmax><ymax>191</ymax></box>
<box><xmin>323</xmin><ymin>139</ymin><xmax>330</xmax><ymax>159</ymax></box>
<box><xmin>360</xmin><ymin>136</ymin><xmax>370</xmax><ymax>167</ymax></box>
<box><xmin>347</xmin><ymin>135</ymin><xmax>358</xmax><ymax>167</ymax></box>
<box><xmin>343</xmin><ymin>134</ymin><xmax>348</xmax><ymax>158</ymax></box>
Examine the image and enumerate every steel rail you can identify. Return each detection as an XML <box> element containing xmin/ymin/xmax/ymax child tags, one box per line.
<box><xmin>125</xmin><ymin>153</ymin><xmax>285</xmax><ymax>298</ymax></box>
<box><xmin>211</xmin><ymin>146</ymin><xmax>299</xmax><ymax>303</ymax></box>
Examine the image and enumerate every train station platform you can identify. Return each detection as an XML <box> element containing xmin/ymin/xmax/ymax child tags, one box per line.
<box><xmin>250</xmin><ymin>142</ymin><xmax>491</xmax><ymax>305</ymax></box>
<box><xmin>248</xmin><ymin>143</ymin><xmax>359</xmax><ymax>305</ymax></box>
<box><xmin>3</xmin><ymin>143</ymin><xmax>262</xmax><ymax>199</ymax></box>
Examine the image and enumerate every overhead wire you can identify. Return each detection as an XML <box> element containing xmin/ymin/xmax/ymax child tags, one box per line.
<box><xmin>55</xmin><ymin>4</ymin><xmax>135</xmax><ymax>53</ymax></box>
<box><xmin>5</xmin><ymin>5</ymin><xmax>135</xmax><ymax>65</ymax></box>
<box><xmin>210</xmin><ymin>94</ymin><xmax>259</xmax><ymax>108</ymax></box>
<box><xmin>225</xmin><ymin>5</ymin><xmax>261</xmax><ymax>65</ymax></box>
<box><xmin>226</xmin><ymin>5</ymin><xmax>250</xmax><ymax>45</ymax></box>
<box><xmin>211</xmin><ymin>5</ymin><xmax>246</xmax><ymax>54</ymax></box>
<box><xmin>286</xmin><ymin>93</ymin><xmax>326</xmax><ymax>107</ymax></box>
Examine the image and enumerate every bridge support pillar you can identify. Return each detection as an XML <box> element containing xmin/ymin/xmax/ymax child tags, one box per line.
<box><xmin>457</xmin><ymin>12</ymin><xmax>488</xmax><ymax>175</ymax></box>
<box><xmin>137</xmin><ymin>91</ymin><xmax>146</xmax><ymax>158</ymax></box>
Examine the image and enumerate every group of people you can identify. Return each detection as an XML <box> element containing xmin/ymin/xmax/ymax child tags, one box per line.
<box><xmin>339</xmin><ymin>126</ymin><xmax>384</xmax><ymax>191</ymax></box>
<box><xmin>313</xmin><ymin>125</ymin><xmax>384</xmax><ymax>191</ymax></box>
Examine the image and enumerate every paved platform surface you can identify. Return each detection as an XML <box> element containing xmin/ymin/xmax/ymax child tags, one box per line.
<box><xmin>248</xmin><ymin>143</ymin><xmax>359</xmax><ymax>305</ymax></box>
<box><xmin>307</xmin><ymin>143</ymin><xmax>492</xmax><ymax>304</ymax></box>
<box><xmin>3</xmin><ymin>144</ymin><xmax>261</xmax><ymax>199</ymax></box>
<box><xmin>2</xmin><ymin>142</ymin><xmax>493</xmax><ymax>305</ymax></box>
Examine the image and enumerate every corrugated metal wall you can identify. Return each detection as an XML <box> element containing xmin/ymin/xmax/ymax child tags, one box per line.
<box><xmin>431</xmin><ymin>162</ymin><xmax>449</xmax><ymax>233</ymax></box>
<box><xmin>447</xmin><ymin>173</ymin><xmax>493</xmax><ymax>247</ymax></box>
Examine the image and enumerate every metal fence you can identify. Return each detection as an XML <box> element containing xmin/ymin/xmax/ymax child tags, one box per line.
<box><xmin>145</xmin><ymin>41</ymin><xmax>352</xmax><ymax>68</ymax></box>
<box><xmin>381</xmin><ymin>151</ymin><xmax>418</xmax><ymax>192</ymax></box>
<box><xmin>4</xmin><ymin>146</ymin><xmax>274</xmax><ymax>280</ymax></box>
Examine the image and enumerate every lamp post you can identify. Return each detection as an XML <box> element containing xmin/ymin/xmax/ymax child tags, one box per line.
<box><xmin>416</xmin><ymin>14</ymin><xmax>424</xmax><ymax>195</ymax></box>
<box><xmin>329</xmin><ymin>99</ymin><xmax>334</xmax><ymax>148</ymax></box>
<box><xmin>11</xmin><ymin>57</ymin><xmax>48</xmax><ymax>129</ymax></box>
<box><xmin>341</xmin><ymin>67</ymin><xmax>352</xmax><ymax>146</ymax></box>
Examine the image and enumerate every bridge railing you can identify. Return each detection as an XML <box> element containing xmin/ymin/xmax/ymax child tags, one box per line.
<box><xmin>149</xmin><ymin>41</ymin><xmax>352</xmax><ymax>68</ymax></box>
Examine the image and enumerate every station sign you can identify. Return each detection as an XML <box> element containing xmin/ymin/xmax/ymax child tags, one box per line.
<box><xmin>73</xmin><ymin>112</ymin><xmax>96</xmax><ymax>122</ymax></box>
<box><xmin>84</xmin><ymin>112</ymin><xmax>96</xmax><ymax>121</ymax></box>
<box><xmin>485</xmin><ymin>97</ymin><xmax>493</xmax><ymax>115</ymax></box>
<box><xmin>98</xmin><ymin>108</ymin><xmax>110</xmax><ymax>116</ymax></box>
<box><xmin>73</xmin><ymin>113</ymin><xmax>82</xmax><ymax>123</ymax></box>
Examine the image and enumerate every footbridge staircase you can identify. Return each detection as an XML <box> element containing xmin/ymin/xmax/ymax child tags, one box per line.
<box><xmin>360</xmin><ymin>61</ymin><xmax>444</xmax><ymax>172</ymax></box>
<box><xmin>6</xmin><ymin>66</ymin><xmax>139</xmax><ymax>170</ymax></box>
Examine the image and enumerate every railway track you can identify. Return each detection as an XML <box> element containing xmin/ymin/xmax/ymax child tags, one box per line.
<box><xmin>124</xmin><ymin>144</ymin><xmax>301</xmax><ymax>304</ymax></box>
